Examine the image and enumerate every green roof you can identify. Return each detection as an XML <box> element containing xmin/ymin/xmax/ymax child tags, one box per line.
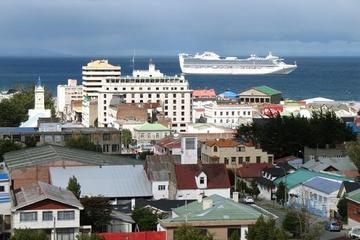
<box><xmin>347</xmin><ymin>188</ymin><xmax>360</xmax><ymax>204</ymax></box>
<box><xmin>254</xmin><ymin>86</ymin><xmax>282</xmax><ymax>96</ymax></box>
<box><xmin>273</xmin><ymin>168</ymin><xmax>351</xmax><ymax>190</ymax></box>
<box><xmin>135</xmin><ymin>122</ymin><xmax>170</xmax><ymax>131</ymax></box>
<box><xmin>4</xmin><ymin>145</ymin><xmax>141</xmax><ymax>169</ymax></box>
<box><xmin>162</xmin><ymin>195</ymin><xmax>266</xmax><ymax>223</ymax></box>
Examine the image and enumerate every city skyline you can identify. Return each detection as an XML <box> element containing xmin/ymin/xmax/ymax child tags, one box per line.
<box><xmin>0</xmin><ymin>0</ymin><xmax>359</xmax><ymax>57</ymax></box>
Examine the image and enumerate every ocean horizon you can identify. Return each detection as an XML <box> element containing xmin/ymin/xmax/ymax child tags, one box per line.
<box><xmin>0</xmin><ymin>56</ymin><xmax>359</xmax><ymax>101</ymax></box>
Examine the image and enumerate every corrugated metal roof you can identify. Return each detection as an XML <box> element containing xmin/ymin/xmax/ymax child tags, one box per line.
<box><xmin>303</xmin><ymin>177</ymin><xmax>342</xmax><ymax>194</ymax></box>
<box><xmin>0</xmin><ymin>127</ymin><xmax>37</xmax><ymax>133</ymax></box>
<box><xmin>254</xmin><ymin>85</ymin><xmax>281</xmax><ymax>96</ymax></box>
<box><xmin>302</xmin><ymin>156</ymin><xmax>357</xmax><ymax>172</ymax></box>
<box><xmin>13</xmin><ymin>181</ymin><xmax>83</xmax><ymax>210</ymax></box>
<box><xmin>4</xmin><ymin>145</ymin><xmax>141</xmax><ymax>169</ymax></box>
<box><xmin>50</xmin><ymin>165</ymin><xmax>152</xmax><ymax>198</ymax></box>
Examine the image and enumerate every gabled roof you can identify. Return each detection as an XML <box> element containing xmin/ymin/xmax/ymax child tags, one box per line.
<box><xmin>50</xmin><ymin>165</ymin><xmax>152</xmax><ymax>198</ymax></box>
<box><xmin>253</xmin><ymin>86</ymin><xmax>281</xmax><ymax>96</ymax></box>
<box><xmin>205</xmin><ymin>139</ymin><xmax>240</xmax><ymax>148</ymax></box>
<box><xmin>237</xmin><ymin>163</ymin><xmax>273</xmax><ymax>178</ymax></box>
<box><xmin>346</xmin><ymin>187</ymin><xmax>360</xmax><ymax>204</ymax></box>
<box><xmin>303</xmin><ymin>177</ymin><xmax>342</xmax><ymax>194</ymax></box>
<box><xmin>155</xmin><ymin>135</ymin><xmax>181</xmax><ymax>149</ymax></box>
<box><xmin>175</xmin><ymin>164</ymin><xmax>230</xmax><ymax>190</ymax></box>
<box><xmin>161</xmin><ymin>195</ymin><xmax>267</xmax><ymax>223</ymax></box>
<box><xmin>13</xmin><ymin>181</ymin><xmax>83</xmax><ymax>211</ymax></box>
<box><xmin>135</xmin><ymin>122</ymin><xmax>170</xmax><ymax>131</ymax></box>
<box><xmin>302</xmin><ymin>157</ymin><xmax>357</xmax><ymax>173</ymax></box>
<box><xmin>339</xmin><ymin>181</ymin><xmax>360</xmax><ymax>195</ymax></box>
<box><xmin>4</xmin><ymin>145</ymin><xmax>140</xmax><ymax>169</ymax></box>
<box><xmin>273</xmin><ymin>168</ymin><xmax>351</xmax><ymax>190</ymax></box>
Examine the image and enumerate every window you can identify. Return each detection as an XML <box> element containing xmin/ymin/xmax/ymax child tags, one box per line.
<box><xmin>224</xmin><ymin>158</ymin><xmax>229</xmax><ymax>165</ymax></box>
<box><xmin>185</xmin><ymin>138</ymin><xmax>196</xmax><ymax>149</ymax></box>
<box><xmin>256</xmin><ymin>156</ymin><xmax>261</xmax><ymax>163</ymax></box>
<box><xmin>57</xmin><ymin>211</ymin><xmax>75</xmax><ymax>220</ymax></box>
<box><xmin>103</xmin><ymin>144</ymin><xmax>109</xmax><ymax>152</ymax></box>
<box><xmin>56</xmin><ymin>228</ymin><xmax>75</xmax><ymax>240</ymax></box>
<box><xmin>213</xmin><ymin>146</ymin><xmax>218</xmax><ymax>152</ymax></box>
<box><xmin>103</xmin><ymin>133</ymin><xmax>111</xmax><ymax>141</ymax></box>
<box><xmin>200</xmin><ymin>177</ymin><xmax>205</xmax><ymax>184</ymax></box>
<box><xmin>246</xmin><ymin>156</ymin><xmax>250</xmax><ymax>162</ymax></box>
<box><xmin>111</xmin><ymin>144</ymin><xmax>119</xmax><ymax>152</ymax></box>
<box><xmin>0</xmin><ymin>186</ymin><xmax>4</xmax><ymax>192</ymax></box>
<box><xmin>158</xmin><ymin>185</ymin><xmax>166</xmax><ymax>190</ymax></box>
<box><xmin>231</xmin><ymin>157</ymin><xmax>236</xmax><ymax>165</ymax></box>
<box><xmin>268</xmin><ymin>156</ymin><xmax>273</xmax><ymax>163</ymax></box>
<box><xmin>237</xmin><ymin>146</ymin><xmax>245</xmax><ymax>152</ymax></box>
<box><xmin>20</xmin><ymin>212</ymin><xmax>37</xmax><ymax>222</ymax></box>
<box><xmin>42</xmin><ymin>211</ymin><xmax>53</xmax><ymax>221</ymax></box>
<box><xmin>238</xmin><ymin>157</ymin><xmax>243</xmax><ymax>164</ymax></box>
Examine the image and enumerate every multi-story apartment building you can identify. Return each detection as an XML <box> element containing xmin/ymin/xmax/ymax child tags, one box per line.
<box><xmin>203</xmin><ymin>102</ymin><xmax>253</xmax><ymax>129</ymax></box>
<box><xmin>82</xmin><ymin>59</ymin><xmax>121</xmax><ymax>97</ymax></box>
<box><xmin>97</xmin><ymin>62</ymin><xmax>192</xmax><ymax>132</ymax></box>
<box><xmin>201</xmin><ymin>139</ymin><xmax>274</xmax><ymax>168</ymax></box>
<box><xmin>57</xmin><ymin>79</ymin><xmax>83</xmax><ymax>121</ymax></box>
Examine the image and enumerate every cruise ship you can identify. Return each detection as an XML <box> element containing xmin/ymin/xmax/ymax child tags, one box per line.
<box><xmin>179</xmin><ymin>52</ymin><xmax>297</xmax><ymax>75</ymax></box>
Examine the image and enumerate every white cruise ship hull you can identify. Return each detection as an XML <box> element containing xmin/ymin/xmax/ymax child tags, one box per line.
<box><xmin>179</xmin><ymin>52</ymin><xmax>297</xmax><ymax>75</ymax></box>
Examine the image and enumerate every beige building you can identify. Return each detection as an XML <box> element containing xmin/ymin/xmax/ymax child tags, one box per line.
<box><xmin>201</xmin><ymin>139</ymin><xmax>273</xmax><ymax>168</ymax></box>
<box><xmin>238</xmin><ymin>85</ymin><xmax>282</xmax><ymax>104</ymax></box>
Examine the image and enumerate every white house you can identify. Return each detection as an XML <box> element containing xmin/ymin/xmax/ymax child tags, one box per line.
<box><xmin>0</xmin><ymin>163</ymin><xmax>11</xmax><ymax>236</ymax></box>
<box><xmin>11</xmin><ymin>182</ymin><xmax>84</xmax><ymax>240</ymax></box>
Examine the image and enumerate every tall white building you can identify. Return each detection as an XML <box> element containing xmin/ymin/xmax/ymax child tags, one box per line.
<box><xmin>97</xmin><ymin>62</ymin><xmax>192</xmax><ymax>132</ymax></box>
<box><xmin>82</xmin><ymin>59</ymin><xmax>121</xmax><ymax>97</ymax></box>
<box><xmin>57</xmin><ymin>79</ymin><xmax>83</xmax><ymax>120</ymax></box>
<box><xmin>204</xmin><ymin>102</ymin><xmax>253</xmax><ymax>129</ymax></box>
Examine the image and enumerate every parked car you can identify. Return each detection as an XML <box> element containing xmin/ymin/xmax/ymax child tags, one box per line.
<box><xmin>242</xmin><ymin>196</ymin><xmax>255</xmax><ymax>204</ymax></box>
<box><xmin>348</xmin><ymin>227</ymin><xmax>360</xmax><ymax>239</ymax></box>
<box><xmin>324</xmin><ymin>220</ymin><xmax>342</xmax><ymax>232</ymax></box>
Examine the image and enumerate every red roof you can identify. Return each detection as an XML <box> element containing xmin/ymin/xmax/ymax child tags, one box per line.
<box><xmin>156</xmin><ymin>135</ymin><xmax>181</xmax><ymax>149</ymax></box>
<box><xmin>237</xmin><ymin>163</ymin><xmax>273</xmax><ymax>178</ymax></box>
<box><xmin>175</xmin><ymin>164</ymin><xmax>231</xmax><ymax>189</ymax></box>
<box><xmin>193</xmin><ymin>89</ymin><xmax>216</xmax><ymax>98</ymax></box>
<box><xmin>98</xmin><ymin>232</ymin><xmax>166</xmax><ymax>240</ymax></box>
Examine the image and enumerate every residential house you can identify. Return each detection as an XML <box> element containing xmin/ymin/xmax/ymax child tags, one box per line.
<box><xmin>0</xmin><ymin>163</ymin><xmax>11</xmax><ymax>238</ymax></box>
<box><xmin>50</xmin><ymin>165</ymin><xmax>152</xmax><ymax>203</ymax></box>
<box><xmin>153</xmin><ymin>135</ymin><xmax>182</xmax><ymax>156</ymax></box>
<box><xmin>302</xmin><ymin>156</ymin><xmax>359</xmax><ymax>178</ymax></box>
<box><xmin>133</xmin><ymin>122</ymin><xmax>171</xmax><ymax>151</ymax></box>
<box><xmin>158</xmin><ymin>194</ymin><xmax>271</xmax><ymax>240</ymax></box>
<box><xmin>237</xmin><ymin>163</ymin><xmax>273</xmax><ymax>181</ymax></box>
<box><xmin>274</xmin><ymin>155</ymin><xmax>303</xmax><ymax>169</ymax></box>
<box><xmin>107</xmin><ymin>211</ymin><xmax>134</xmax><ymax>233</ymax></box>
<box><xmin>238</xmin><ymin>86</ymin><xmax>282</xmax><ymax>104</ymax></box>
<box><xmin>171</xmin><ymin>164</ymin><xmax>231</xmax><ymax>200</ymax></box>
<box><xmin>303</xmin><ymin>145</ymin><xmax>346</xmax><ymax>162</ymax></box>
<box><xmin>337</xmin><ymin>181</ymin><xmax>360</xmax><ymax>198</ymax></box>
<box><xmin>4</xmin><ymin>145</ymin><xmax>140</xmax><ymax>189</ymax></box>
<box><xmin>201</xmin><ymin>139</ymin><xmax>274</xmax><ymax>169</ymax></box>
<box><xmin>346</xmin><ymin>188</ymin><xmax>360</xmax><ymax>227</ymax></box>
<box><xmin>11</xmin><ymin>181</ymin><xmax>84</xmax><ymax>240</ymax></box>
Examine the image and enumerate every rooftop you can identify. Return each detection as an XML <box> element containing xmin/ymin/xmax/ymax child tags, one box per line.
<box><xmin>145</xmin><ymin>155</ymin><xmax>180</xmax><ymax>181</ymax></box>
<box><xmin>84</xmin><ymin>59</ymin><xmax>120</xmax><ymax>69</ymax></box>
<box><xmin>303</xmin><ymin>177</ymin><xmax>342</xmax><ymax>194</ymax></box>
<box><xmin>302</xmin><ymin>156</ymin><xmax>357</xmax><ymax>173</ymax></box>
<box><xmin>346</xmin><ymin>187</ymin><xmax>360</xmax><ymax>204</ymax></box>
<box><xmin>161</xmin><ymin>194</ymin><xmax>266</xmax><ymax>223</ymax></box>
<box><xmin>50</xmin><ymin>165</ymin><xmax>152</xmax><ymax>198</ymax></box>
<box><xmin>253</xmin><ymin>85</ymin><xmax>282</xmax><ymax>96</ymax></box>
<box><xmin>4</xmin><ymin>145</ymin><xmax>140</xmax><ymax>169</ymax></box>
<box><xmin>135</xmin><ymin>122</ymin><xmax>170</xmax><ymax>132</ymax></box>
<box><xmin>273</xmin><ymin>168</ymin><xmax>351</xmax><ymax>189</ymax></box>
<box><xmin>205</xmin><ymin>139</ymin><xmax>240</xmax><ymax>148</ymax></box>
<box><xmin>175</xmin><ymin>164</ymin><xmax>231</xmax><ymax>190</ymax></box>
<box><xmin>13</xmin><ymin>181</ymin><xmax>83</xmax><ymax>210</ymax></box>
<box><xmin>155</xmin><ymin>135</ymin><xmax>181</xmax><ymax>149</ymax></box>
<box><xmin>237</xmin><ymin>163</ymin><xmax>273</xmax><ymax>178</ymax></box>
<box><xmin>192</xmin><ymin>89</ymin><xmax>216</xmax><ymax>98</ymax></box>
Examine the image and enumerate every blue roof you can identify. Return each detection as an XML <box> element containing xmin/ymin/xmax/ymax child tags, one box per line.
<box><xmin>0</xmin><ymin>127</ymin><xmax>37</xmax><ymax>133</ymax></box>
<box><xmin>346</xmin><ymin>122</ymin><xmax>360</xmax><ymax>135</ymax></box>
<box><xmin>303</xmin><ymin>177</ymin><xmax>342</xmax><ymax>194</ymax></box>
<box><xmin>219</xmin><ymin>90</ymin><xmax>237</xmax><ymax>99</ymax></box>
<box><xmin>0</xmin><ymin>173</ymin><xmax>9</xmax><ymax>181</ymax></box>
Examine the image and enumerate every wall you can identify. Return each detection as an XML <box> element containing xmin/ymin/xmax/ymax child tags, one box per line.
<box><xmin>176</xmin><ymin>188</ymin><xmax>230</xmax><ymax>200</ymax></box>
<box><xmin>152</xmin><ymin>181</ymin><xmax>169</xmax><ymax>200</ymax></box>
<box><xmin>348</xmin><ymin>200</ymin><xmax>360</xmax><ymax>227</ymax></box>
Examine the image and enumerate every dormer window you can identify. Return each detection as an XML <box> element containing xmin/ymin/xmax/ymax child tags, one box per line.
<box><xmin>200</xmin><ymin>177</ymin><xmax>205</xmax><ymax>184</ymax></box>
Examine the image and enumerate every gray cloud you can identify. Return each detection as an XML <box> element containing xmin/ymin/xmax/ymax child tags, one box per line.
<box><xmin>0</xmin><ymin>0</ymin><xmax>359</xmax><ymax>56</ymax></box>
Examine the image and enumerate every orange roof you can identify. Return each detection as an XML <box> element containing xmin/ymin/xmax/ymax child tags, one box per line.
<box><xmin>205</xmin><ymin>139</ymin><xmax>240</xmax><ymax>148</ymax></box>
<box><xmin>193</xmin><ymin>89</ymin><xmax>216</xmax><ymax>98</ymax></box>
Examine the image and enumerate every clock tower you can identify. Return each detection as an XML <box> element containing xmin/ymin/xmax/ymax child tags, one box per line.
<box><xmin>34</xmin><ymin>76</ymin><xmax>45</xmax><ymax>110</ymax></box>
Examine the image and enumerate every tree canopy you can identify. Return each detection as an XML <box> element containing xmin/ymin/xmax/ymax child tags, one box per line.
<box><xmin>236</xmin><ymin>111</ymin><xmax>355</xmax><ymax>158</ymax></box>
<box><xmin>0</xmin><ymin>140</ymin><xmax>22</xmax><ymax>161</ymax></box>
<box><xmin>65</xmin><ymin>135</ymin><xmax>102</xmax><ymax>152</ymax></box>
<box><xmin>80</xmin><ymin>196</ymin><xmax>112</xmax><ymax>232</ymax></box>
<box><xmin>121</xmin><ymin>129</ymin><xmax>133</xmax><ymax>149</ymax></box>
<box><xmin>346</xmin><ymin>139</ymin><xmax>360</xmax><ymax>170</ymax></box>
<box><xmin>67</xmin><ymin>175</ymin><xmax>81</xmax><ymax>199</ymax></box>
<box><xmin>11</xmin><ymin>229</ymin><xmax>47</xmax><ymax>240</ymax></box>
<box><xmin>247</xmin><ymin>215</ymin><xmax>287</xmax><ymax>240</ymax></box>
<box><xmin>174</xmin><ymin>224</ymin><xmax>214</xmax><ymax>240</ymax></box>
<box><xmin>131</xmin><ymin>207</ymin><xmax>158</xmax><ymax>231</ymax></box>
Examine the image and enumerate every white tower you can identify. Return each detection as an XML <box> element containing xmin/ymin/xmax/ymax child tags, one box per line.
<box><xmin>180</xmin><ymin>137</ymin><xmax>198</xmax><ymax>164</ymax></box>
<box><xmin>34</xmin><ymin>76</ymin><xmax>45</xmax><ymax>110</ymax></box>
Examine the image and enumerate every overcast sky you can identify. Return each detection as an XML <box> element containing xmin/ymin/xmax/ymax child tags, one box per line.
<box><xmin>0</xmin><ymin>0</ymin><xmax>359</xmax><ymax>56</ymax></box>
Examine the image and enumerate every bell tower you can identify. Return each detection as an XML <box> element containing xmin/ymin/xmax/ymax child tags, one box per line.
<box><xmin>34</xmin><ymin>76</ymin><xmax>45</xmax><ymax>110</ymax></box>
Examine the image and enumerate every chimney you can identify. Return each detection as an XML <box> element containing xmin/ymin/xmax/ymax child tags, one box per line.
<box><xmin>202</xmin><ymin>199</ymin><xmax>213</xmax><ymax>210</ymax></box>
<box><xmin>232</xmin><ymin>192</ymin><xmax>239</xmax><ymax>203</ymax></box>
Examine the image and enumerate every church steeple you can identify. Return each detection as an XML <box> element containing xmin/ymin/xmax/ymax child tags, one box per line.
<box><xmin>34</xmin><ymin>76</ymin><xmax>45</xmax><ymax>110</ymax></box>
<box><xmin>36</xmin><ymin>76</ymin><xmax>42</xmax><ymax>88</ymax></box>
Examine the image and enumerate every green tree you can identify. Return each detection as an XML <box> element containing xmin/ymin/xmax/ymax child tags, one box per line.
<box><xmin>229</xmin><ymin>230</ymin><xmax>240</xmax><ymax>240</ymax></box>
<box><xmin>11</xmin><ymin>229</ymin><xmax>47</xmax><ymax>240</ymax></box>
<box><xmin>67</xmin><ymin>175</ymin><xmax>81</xmax><ymax>199</ymax></box>
<box><xmin>283</xmin><ymin>210</ymin><xmax>305</xmax><ymax>238</ymax></box>
<box><xmin>275</xmin><ymin>181</ymin><xmax>287</xmax><ymax>205</ymax></box>
<box><xmin>346</xmin><ymin>139</ymin><xmax>360</xmax><ymax>169</ymax></box>
<box><xmin>121</xmin><ymin>129</ymin><xmax>133</xmax><ymax>149</ymax></box>
<box><xmin>337</xmin><ymin>196</ymin><xmax>347</xmax><ymax>223</ymax></box>
<box><xmin>238</xmin><ymin>180</ymin><xmax>250</xmax><ymax>197</ymax></box>
<box><xmin>80</xmin><ymin>196</ymin><xmax>112</xmax><ymax>232</ymax></box>
<box><xmin>0</xmin><ymin>140</ymin><xmax>22</xmax><ymax>161</ymax></box>
<box><xmin>131</xmin><ymin>207</ymin><xmax>158</xmax><ymax>231</ymax></box>
<box><xmin>247</xmin><ymin>215</ymin><xmax>288</xmax><ymax>240</ymax></box>
<box><xmin>250</xmin><ymin>180</ymin><xmax>260</xmax><ymax>199</ymax></box>
<box><xmin>174</xmin><ymin>224</ymin><xmax>214</xmax><ymax>240</ymax></box>
<box><xmin>65</xmin><ymin>135</ymin><xmax>102</xmax><ymax>152</ymax></box>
